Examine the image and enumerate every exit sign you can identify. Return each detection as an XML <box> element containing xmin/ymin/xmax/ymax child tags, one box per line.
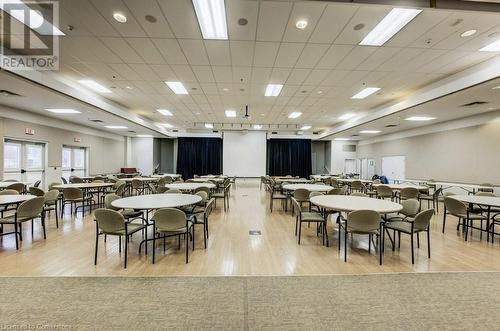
<box><xmin>74</xmin><ymin>137</ymin><xmax>81</xmax><ymax>143</ymax></box>
<box><xmin>25</xmin><ymin>128</ymin><xmax>35</xmax><ymax>135</ymax></box>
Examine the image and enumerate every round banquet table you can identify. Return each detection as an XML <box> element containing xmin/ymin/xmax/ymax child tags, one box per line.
<box><xmin>52</xmin><ymin>182</ymin><xmax>114</xmax><ymax>215</ymax></box>
<box><xmin>165</xmin><ymin>183</ymin><xmax>216</xmax><ymax>191</ymax></box>
<box><xmin>274</xmin><ymin>178</ymin><xmax>311</xmax><ymax>183</ymax></box>
<box><xmin>111</xmin><ymin>193</ymin><xmax>201</xmax><ymax>210</ymax></box>
<box><xmin>337</xmin><ymin>178</ymin><xmax>373</xmax><ymax>184</ymax></box>
<box><xmin>0</xmin><ymin>194</ymin><xmax>36</xmax><ymax>206</ymax></box>
<box><xmin>189</xmin><ymin>178</ymin><xmax>224</xmax><ymax>183</ymax></box>
<box><xmin>282</xmin><ymin>184</ymin><xmax>333</xmax><ymax>192</ymax></box>
<box><xmin>372</xmin><ymin>183</ymin><xmax>428</xmax><ymax>191</ymax></box>
<box><xmin>310</xmin><ymin>195</ymin><xmax>402</xmax><ymax>213</ymax></box>
<box><xmin>0</xmin><ymin>181</ymin><xmax>32</xmax><ymax>189</ymax></box>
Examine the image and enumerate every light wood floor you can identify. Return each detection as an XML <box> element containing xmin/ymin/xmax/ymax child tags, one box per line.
<box><xmin>1</xmin><ymin>180</ymin><xmax>500</xmax><ymax>276</ymax></box>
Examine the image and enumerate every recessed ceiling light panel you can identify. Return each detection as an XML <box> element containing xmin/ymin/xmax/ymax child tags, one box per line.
<box><xmin>339</xmin><ymin>113</ymin><xmax>356</xmax><ymax>120</ymax></box>
<box><xmin>45</xmin><ymin>108</ymin><xmax>81</xmax><ymax>114</ymax></box>
<box><xmin>480</xmin><ymin>39</ymin><xmax>500</xmax><ymax>52</ymax></box>
<box><xmin>300</xmin><ymin>125</ymin><xmax>311</xmax><ymax>130</ymax></box>
<box><xmin>288</xmin><ymin>112</ymin><xmax>302</xmax><ymax>119</ymax></box>
<box><xmin>205</xmin><ymin>123</ymin><xmax>214</xmax><ymax>129</ymax></box>
<box><xmin>405</xmin><ymin>116</ymin><xmax>436</xmax><ymax>121</ymax></box>
<box><xmin>360</xmin><ymin>130</ymin><xmax>381</xmax><ymax>134</ymax></box>
<box><xmin>461</xmin><ymin>29</ymin><xmax>477</xmax><ymax>37</ymax></box>
<box><xmin>295</xmin><ymin>20</ymin><xmax>308</xmax><ymax>29</ymax></box>
<box><xmin>225</xmin><ymin>110</ymin><xmax>236</xmax><ymax>117</ymax></box>
<box><xmin>156</xmin><ymin>109</ymin><xmax>173</xmax><ymax>116</ymax></box>
<box><xmin>165</xmin><ymin>81</ymin><xmax>188</xmax><ymax>95</ymax></box>
<box><xmin>253</xmin><ymin>124</ymin><xmax>263</xmax><ymax>129</ymax></box>
<box><xmin>192</xmin><ymin>0</ymin><xmax>228</xmax><ymax>40</ymax></box>
<box><xmin>351</xmin><ymin>87</ymin><xmax>380</xmax><ymax>99</ymax></box>
<box><xmin>113</xmin><ymin>12</ymin><xmax>127</xmax><ymax>23</ymax></box>
<box><xmin>360</xmin><ymin>8</ymin><xmax>422</xmax><ymax>46</ymax></box>
<box><xmin>265</xmin><ymin>84</ymin><xmax>283</xmax><ymax>97</ymax></box>
<box><xmin>105</xmin><ymin>125</ymin><xmax>128</xmax><ymax>129</ymax></box>
<box><xmin>78</xmin><ymin>80</ymin><xmax>112</xmax><ymax>93</ymax></box>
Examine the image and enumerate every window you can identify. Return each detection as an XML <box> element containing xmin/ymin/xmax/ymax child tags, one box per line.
<box><xmin>62</xmin><ymin>146</ymin><xmax>87</xmax><ymax>179</ymax></box>
<box><xmin>3</xmin><ymin>140</ymin><xmax>46</xmax><ymax>185</ymax></box>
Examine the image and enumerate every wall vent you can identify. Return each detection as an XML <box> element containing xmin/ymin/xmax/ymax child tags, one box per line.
<box><xmin>385</xmin><ymin>124</ymin><xmax>398</xmax><ymax>127</ymax></box>
<box><xmin>342</xmin><ymin>144</ymin><xmax>356</xmax><ymax>152</ymax></box>
<box><xmin>0</xmin><ymin>90</ymin><xmax>20</xmax><ymax>97</ymax></box>
<box><xmin>89</xmin><ymin>119</ymin><xmax>103</xmax><ymax>123</ymax></box>
<box><xmin>271</xmin><ymin>131</ymin><xmax>278</xmax><ymax>134</ymax></box>
<box><xmin>172</xmin><ymin>129</ymin><xmax>178</xmax><ymax>133</ymax></box>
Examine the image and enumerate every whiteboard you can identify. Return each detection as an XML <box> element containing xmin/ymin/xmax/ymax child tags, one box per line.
<box><xmin>223</xmin><ymin>131</ymin><xmax>266</xmax><ymax>177</ymax></box>
<box><xmin>382</xmin><ymin>155</ymin><xmax>406</xmax><ymax>181</ymax></box>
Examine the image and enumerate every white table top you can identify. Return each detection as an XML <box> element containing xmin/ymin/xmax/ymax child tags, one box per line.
<box><xmin>165</xmin><ymin>183</ymin><xmax>216</xmax><ymax>191</ymax></box>
<box><xmin>433</xmin><ymin>181</ymin><xmax>496</xmax><ymax>190</ymax></box>
<box><xmin>189</xmin><ymin>178</ymin><xmax>224</xmax><ymax>183</ymax></box>
<box><xmin>282</xmin><ymin>184</ymin><xmax>334</xmax><ymax>192</ymax></box>
<box><xmin>310</xmin><ymin>195</ymin><xmax>402</xmax><ymax>213</ymax></box>
<box><xmin>152</xmin><ymin>174</ymin><xmax>181</xmax><ymax>178</ymax></box>
<box><xmin>337</xmin><ymin>178</ymin><xmax>373</xmax><ymax>183</ymax></box>
<box><xmin>52</xmin><ymin>183</ymin><xmax>114</xmax><ymax>189</ymax></box>
<box><xmin>311</xmin><ymin>175</ymin><xmax>331</xmax><ymax>179</ymax></box>
<box><xmin>0</xmin><ymin>181</ymin><xmax>31</xmax><ymax>188</ymax></box>
<box><xmin>372</xmin><ymin>183</ymin><xmax>428</xmax><ymax>191</ymax></box>
<box><xmin>121</xmin><ymin>177</ymin><xmax>159</xmax><ymax>182</ymax></box>
<box><xmin>0</xmin><ymin>194</ymin><xmax>36</xmax><ymax>205</ymax></box>
<box><xmin>199</xmin><ymin>175</ymin><xmax>227</xmax><ymax>179</ymax></box>
<box><xmin>274</xmin><ymin>178</ymin><xmax>311</xmax><ymax>183</ymax></box>
<box><xmin>448</xmin><ymin>195</ymin><xmax>500</xmax><ymax>207</ymax></box>
<box><xmin>111</xmin><ymin>193</ymin><xmax>201</xmax><ymax>210</ymax></box>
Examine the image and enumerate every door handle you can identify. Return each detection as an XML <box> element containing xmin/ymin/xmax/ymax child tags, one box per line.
<box><xmin>71</xmin><ymin>168</ymin><xmax>75</xmax><ymax>172</ymax></box>
<box><xmin>20</xmin><ymin>169</ymin><xmax>26</xmax><ymax>174</ymax></box>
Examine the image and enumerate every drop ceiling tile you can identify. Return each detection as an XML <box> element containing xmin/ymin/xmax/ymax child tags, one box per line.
<box><xmin>336</xmin><ymin>46</ymin><xmax>377</xmax><ymax>70</ymax></box>
<box><xmin>356</xmin><ymin>47</ymin><xmax>401</xmax><ymax>71</ymax></box>
<box><xmin>227</xmin><ymin>0</ymin><xmax>259</xmax><ymax>40</ymax></box>
<box><xmin>158</xmin><ymin>0</ymin><xmax>201</xmax><ymax>39</ymax></box>
<box><xmin>295</xmin><ymin>44</ymin><xmax>330</xmax><ymax>69</ymax></box>
<box><xmin>286</xmin><ymin>68</ymin><xmax>311</xmax><ymax>85</ymax></box>
<box><xmin>212</xmin><ymin>66</ymin><xmax>233</xmax><ymax>83</ymax></box>
<box><xmin>377</xmin><ymin>48</ymin><xmax>426</xmax><ymax>72</ymax></box>
<box><xmin>316</xmin><ymin>44</ymin><xmax>353</xmax><ymax>69</ymax></box>
<box><xmin>251</xmin><ymin>67</ymin><xmax>272</xmax><ymax>83</ymax></box>
<box><xmin>269</xmin><ymin>68</ymin><xmax>291</xmax><ymax>84</ymax></box>
<box><xmin>253</xmin><ymin>42</ymin><xmax>280</xmax><ymax>67</ymax></box>
<box><xmin>101</xmin><ymin>37</ymin><xmax>143</xmax><ymax>63</ymax></box>
<box><xmin>230</xmin><ymin>41</ymin><xmax>254</xmax><ymax>66</ymax></box>
<box><xmin>178</xmin><ymin>39</ymin><xmax>210</xmax><ymax>65</ymax></box>
<box><xmin>334</xmin><ymin>6</ymin><xmax>391</xmax><ymax>45</ymax></box>
<box><xmin>108</xmin><ymin>63</ymin><xmax>142</xmax><ymax>81</ymax></box>
<box><xmin>91</xmin><ymin>0</ymin><xmax>147</xmax><ymax>38</ymax></box>
<box><xmin>282</xmin><ymin>2</ymin><xmax>326</xmax><ymax>43</ymax></box>
<box><xmin>61</xmin><ymin>0</ymin><xmax>119</xmax><ymax>37</ymax></box>
<box><xmin>204</xmin><ymin>41</ymin><xmax>231</xmax><ymax>65</ymax></box>
<box><xmin>124</xmin><ymin>0</ymin><xmax>175</xmax><ymax>38</ymax></box>
<box><xmin>149</xmin><ymin>64</ymin><xmax>177</xmax><ymax>81</ymax></box>
<box><xmin>275</xmin><ymin>43</ymin><xmax>305</xmax><ymax>68</ymax></box>
<box><xmin>309</xmin><ymin>4</ymin><xmax>358</xmax><ymax>44</ymax></box>
<box><xmin>256</xmin><ymin>1</ymin><xmax>293</xmax><ymax>41</ymax></box>
<box><xmin>303</xmin><ymin>69</ymin><xmax>330</xmax><ymax>85</ymax></box>
<box><xmin>170</xmin><ymin>64</ymin><xmax>197</xmax><ymax>82</ymax></box>
<box><xmin>232</xmin><ymin>67</ymin><xmax>252</xmax><ymax>84</ymax></box>
<box><xmin>192</xmin><ymin>66</ymin><xmax>215</xmax><ymax>83</ymax></box>
<box><xmin>152</xmin><ymin>39</ymin><xmax>188</xmax><ymax>65</ymax></box>
<box><xmin>128</xmin><ymin>38</ymin><xmax>165</xmax><ymax>64</ymax></box>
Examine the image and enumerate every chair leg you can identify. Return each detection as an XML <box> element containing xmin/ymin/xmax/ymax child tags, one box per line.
<box><xmin>124</xmin><ymin>232</ymin><xmax>128</xmax><ymax>269</ymax></box>
<box><xmin>324</xmin><ymin>221</ymin><xmax>329</xmax><ymax>247</ymax></box>
<box><xmin>417</xmin><ymin>232</ymin><xmax>420</xmax><ymax>248</ymax></box>
<box><xmin>55</xmin><ymin>201</ymin><xmax>59</xmax><ymax>228</ymax></box>
<box><xmin>14</xmin><ymin>221</ymin><xmax>19</xmax><ymax>250</ymax></box>
<box><xmin>442</xmin><ymin>207</ymin><xmax>447</xmax><ymax>233</ymax></box>
<box><xmin>368</xmin><ymin>234</ymin><xmax>371</xmax><ymax>253</ymax></box>
<box><xmin>94</xmin><ymin>223</ymin><xmax>99</xmax><ymax>265</ymax></box>
<box><xmin>298</xmin><ymin>220</ymin><xmax>302</xmax><ymax>245</ymax></box>
<box><xmin>118</xmin><ymin>235</ymin><xmax>121</xmax><ymax>253</ymax></box>
<box><xmin>185</xmin><ymin>230</ymin><xmax>189</xmax><ymax>264</ymax></box>
<box><xmin>42</xmin><ymin>213</ymin><xmax>46</xmax><ymax>240</ymax></box>
<box><xmin>344</xmin><ymin>227</ymin><xmax>348</xmax><ymax>262</ymax></box>
<box><xmin>427</xmin><ymin>229</ymin><xmax>431</xmax><ymax>258</ymax></box>
<box><xmin>411</xmin><ymin>233</ymin><xmax>415</xmax><ymax>264</ymax></box>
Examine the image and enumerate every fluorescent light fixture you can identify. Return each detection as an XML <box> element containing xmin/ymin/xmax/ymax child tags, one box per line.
<box><xmin>105</xmin><ymin>125</ymin><xmax>128</xmax><ymax>129</ymax></box>
<box><xmin>165</xmin><ymin>81</ymin><xmax>188</xmax><ymax>94</ymax></box>
<box><xmin>480</xmin><ymin>39</ymin><xmax>500</xmax><ymax>52</ymax></box>
<box><xmin>113</xmin><ymin>12</ymin><xmax>127</xmax><ymax>23</ymax></box>
<box><xmin>461</xmin><ymin>29</ymin><xmax>476</xmax><ymax>37</ymax></box>
<box><xmin>205</xmin><ymin>123</ymin><xmax>214</xmax><ymax>129</ymax></box>
<box><xmin>334</xmin><ymin>138</ymin><xmax>351</xmax><ymax>141</ymax></box>
<box><xmin>225</xmin><ymin>110</ymin><xmax>236</xmax><ymax>117</ymax></box>
<box><xmin>339</xmin><ymin>113</ymin><xmax>356</xmax><ymax>120</ymax></box>
<box><xmin>288</xmin><ymin>112</ymin><xmax>302</xmax><ymax>119</ymax></box>
<box><xmin>158</xmin><ymin>123</ymin><xmax>174</xmax><ymax>128</ymax></box>
<box><xmin>360</xmin><ymin>8</ymin><xmax>421</xmax><ymax>46</ymax></box>
<box><xmin>78</xmin><ymin>80</ymin><xmax>112</xmax><ymax>93</ymax></box>
<box><xmin>253</xmin><ymin>124</ymin><xmax>263</xmax><ymax>129</ymax></box>
<box><xmin>265</xmin><ymin>84</ymin><xmax>283</xmax><ymax>97</ymax></box>
<box><xmin>492</xmin><ymin>86</ymin><xmax>500</xmax><ymax>90</ymax></box>
<box><xmin>300</xmin><ymin>125</ymin><xmax>311</xmax><ymax>130</ymax></box>
<box><xmin>405</xmin><ymin>116</ymin><xmax>436</xmax><ymax>121</ymax></box>
<box><xmin>360</xmin><ymin>130</ymin><xmax>381</xmax><ymax>134</ymax></box>
<box><xmin>295</xmin><ymin>20</ymin><xmax>308</xmax><ymax>29</ymax></box>
<box><xmin>351</xmin><ymin>87</ymin><xmax>380</xmax><ymax>99</ymax></box>
<box><xmin>2</xmin><ymin>0</ymin><xmax>65</xmax><ymax>35</ymax></box>
<box><xmin>156</xmin><ymin>109</ymin><xmax>173</xmax><ymax>116</ymax></box>
<box><xmin>45</xmin><ymin>108</ymin><xmax>81</xmax><ymax>114</ymax></box>
<box><xmin>136</xmin><ymin>135</ymin><xmax>153</xmax><ymax>138</ymax></box>
<box><xmin>192</xmin><ymin>0</ymin><xmax>228</xmax><ymax>40</ymax></box>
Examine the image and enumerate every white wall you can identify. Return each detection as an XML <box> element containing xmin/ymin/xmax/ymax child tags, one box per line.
<box><xmin>357</xmin><ymin>114</ymin><xmax>500</xmax><ymax>184</ymax></box>
<box><xmin>330</xmin><ymin>141</ymin><xmax>358</xmax><ymax>175</ymax></box>
<box><xmin>130</xmin><ymin>137</ymin><xmax>154</xmax><ymax>176</ymax></box>
<box><xmin>223</xmin><ymin>131</ymin><xmax>266</xmax><ymax>177</ymax></box>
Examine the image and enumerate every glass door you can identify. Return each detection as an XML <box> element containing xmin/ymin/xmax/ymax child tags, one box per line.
<box><xmin>3</xmin><ymin>139</ymin><xmax>46</xmax><ymax>186</ymax></box>
<box><xmin>62</xmin><ymin>146</ymin><xmax>87</xmax><ymax>180</ymax></box>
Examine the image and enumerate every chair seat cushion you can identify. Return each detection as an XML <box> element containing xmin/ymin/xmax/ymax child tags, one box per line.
<box><xmin>102</xmin><ymin>223</ymin><xmax>145</xmax><ymax>236</ymax></box>
<box><xmin>384</xmin><ymin>221</ymin><xmax>420</xmax><ymax>234</ymax></box>
<box><xmin>122</xmin><ymin>209</ymin><xmax>143</xmax><ymax>218</ymax></box>
<box><xmin>450</xmin><ymin>212</ymin><xmax>487</xmax><ymax>220</ymax></box>
<box><xmin>272</xmin><ymin>194</ymin><xmax>287</xmax><ymax>199</ymax></box>
<box><xmin>212</xmin><ymin>193</ymin><xmax>224</xmax><ymax>198</ymax></box>
<box><xmin>156</xmin><ymin>222</ymin><xmax>192</xmax><ymax>234</ymax></box>
<box><xmin>301</xmin><ymin>212</ymin><xmax>324</xmax><ymax>222</ymax></box>
<box><xmin>0</xmin><ymin>215</ymin><xmax>38</xmax><ymax>224</ymax></box>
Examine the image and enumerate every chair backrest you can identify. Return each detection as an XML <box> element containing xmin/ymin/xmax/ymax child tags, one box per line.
<box><xmin>195</xmin><ymin>191</ymin><xmax>208</xmax><ymax>204</ymax></box>
<box><xmin>351</xmin><ymin>180</ymin><xmax>363</xmax><ymax>190</ymax></box>
<box><xmin>92</xmin><ymin>179</ymin><xmax>104</xmax><ymax>183</ymax></box>
<box><xmin>0</xmin><ymin>189</ymin><xmax>19</xmax><ymax>195</ymax></box>
<box><xmin>33</xmin><ymin>180</ymin><xmax>41</xmax><ymax>188</ymax></box>
<box><xmin>475</xmin><ymin>191</ymin><xmax>496</xmax><ymax>197</ymax></box>
<box><xmin>108</xmin><ymin>177</ymin><xmax>118</xmax><ymax>183</ymax></box>
<box><xmin>115</xmin><ymin>182</ymin><xmax>126</xmax><ymax>196</ymax></box>
<box><xmin>347</xmin><ymin>210</ymin><xmax>380</xmax><ymax>232</ymax></box>
<box><xmin>94</xmin><ymin>208</ymin><xmax>125</xmax><ymax>234</ymax></box>
<box><xmin>194</xmin><ymin>186</ymin><xmax>210</xmax><ymax>195</ymax></box>
<box><xmin>373</xmin><ymin>179</ymin><xmax>381</xmax><ymax>184</ymax></box>
<box><xmin>29</xmin><ymin>187</ymin><xmax>45</xmax><ymax>197</ymax></box>
<box><xmin>7</xmin><ymin>183</ymin><xmax>24</xmax><ymax>193</ymax></box>
<box><xmin>444</xmin><ymin>197</ymin><xmax>466</xmax><ymax>215</ymax></box>
<box><xmin>148</xmin><ymin>182</ymin><xmax>158</xmax><ymax>194</ymax></box>
<box><xmin>157</xmin><ymin>186</ymin><xmax>168</xmax><ymax>193</ymax></box>
<box><xmin>400</xmin><ymin>199</ymin><xmax>420</xmax><ymax>217</ymax></box>
<box><xmin>339</xmin><ymin>186</ymin><xmax>348</xmax><ymax>195</ymax></box>
<box><xmin>291</xmin><ymin>197</ymin><xmax>301</xmax><ymax>214</ymax></box>
<box><xmin>331</xmin><ymin>179</ymin><xmax>340</xmax><ymax>187</ymax></box>
<box><xmin>350</xmin><ymin>192</ymin><xmax>367</xmax><ymax>197</ymax></box>
<box><xmin>104</xmin><ymin>194</ymin><xmax>121</xmax><ymax>210</ymax></box>
<box><xmin>186</xmin><ymin>179</ymin><xmax>196</xmax><ymax>183</ymax></box>
<box><xmin>294</xmin><ymin>188</ymin><xmax>310</xmax><ymax>202</ymax></box>
<box><xmin>327</xmin><ymin>188</ymin><xmax>343</xmax><ymax>195</ymax></box>
<box><xmin>61</xmin><ymin>177</ymin><xmax>68</xmax><ymax>184</ymax></box>
<box><xmin>153</xmin><ymin>208</ymin><xmax>187</xmax><ymax>231</ymax></box>
<box><xmin>131</xmin><ymin>179</ymin><xmax>143</xmax><ymax>189</ymax></box>
<box><xmin>309</xmin><ymin>191</ymin><xmax>323</xmax><ymax>199</ymax></box>
<box><xmin>376</xmin><ymin>185</ymin><xmax>393</xmax><ymax>197</ymax></box>
<box><xmin>413</xmin><ymin>209</ymin><xmax>435</xmax><ymax>231</ymax></box>
<box><xmin>433</xmin><ymin>187</ymin><xmax>443</xmax><ymax>198</ymax></box>
<box><xmin>63</xmin><ymin>187</ymin><xmax>83</xmax><ymax>200</ymax></box>
<box><xmin>205</xmin><ymin>198</ymin><xmax>215</xmax><ymax>218</ymax></box>
<box><xmin>93</xmin><ymin>176</ymin><xmax>105</xmax><ymax>181</ymax></box>
<box><xmin>44</xmin><ymin>189</ymin><xmax>60</xmax><ymax>203</ymax></box>
<box><xmin>400</xmin><ymin>187</ymin><xmax>419</xmax><ymax>199</ymax></box>
<box><xmin>69</xmin><ymin>176</ymin><xmax>84</xmax><ymax>183</ymax></box>
<box><xmin>113</xmin><ymin>180</ymin><xmax>125</xmax><ymax>189</ymax></box>
<box><xmin>165</xmin><ymin>189</ymin><xmax>182</xmax><ymax>194</ymax></box>
<box><xmin>17</xmin><ymin>196</ymin><xmax>45</xmax><ymax>219</ymax></box>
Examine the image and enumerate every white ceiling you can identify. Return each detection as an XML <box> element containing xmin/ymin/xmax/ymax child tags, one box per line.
<box><xmin>2</xmin><ymin>0</ymin><xmax>500</xmax><ymax>136</ymax></box>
